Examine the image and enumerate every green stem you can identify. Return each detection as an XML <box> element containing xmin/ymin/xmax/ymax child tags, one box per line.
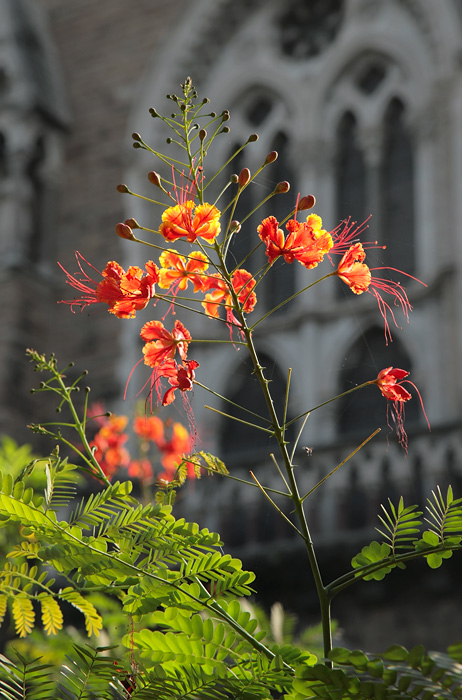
<box><xmin>217</xmin><ymin>253</ymin><xmax>333</xmax><ymax>663</ymax></box>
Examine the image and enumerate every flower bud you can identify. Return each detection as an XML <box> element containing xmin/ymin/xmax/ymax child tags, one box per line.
<box><xmin>230</xmin><ymin>220</ymin><xmax>241</xmax><ymax>233</ymax></box>
<box><xmin>298</xmin><ymin>194</ymin><xmax>316</xmax><ymax>210</ymax></box>
<box><xmin>115</xmin><ymin>223</ymin><xmax>135</xmax><ymax>240</ymax></box>
<box><xmin>147</xmin><ymin>171</ymin><xmax>161</xmax><ymax>187</ymax></box>
<box><xmin>248</xmin><ymin>133</ymin><xmax>259</xmax><ymax>142</ymax></box>
<box><xmin>199</xmin><ymin>129</ymin><xmax>207</xmax><ymax>141</ymax></box>
<box><xmin>221</xmin><ymin>110</ymin><xmax>230</xmax><ymax>122</ymax></box>
<box><xmin>230</xmin><ymin>174</ymin><xmax>239</xmax><ymax>184</ymax></box>
<box><xmin>238</xmin><ymin>168</ymin><xmax>251</xmax><ymax>188</ymax></box>
<box><xmin>265</xmin><ymin>150</ymin><xmax>278</xmax><ymax>164</ymax></box>
<box><xmin>275</xmin><ymin>181</ymin><xmax>290</xmax><ymax>194</ymax></box>
<box><xmin>149</xmin><ymin>107</ymin><xmax>159</xmax><ymax>118</ymax></box>
<box><xmin>124</xmin><ymin>218</ymin><xmax>139</xmax><ymax>229</ymax></box>
<box><xmin>220</xmin><ymin>126</ymin><xmax>230</xmax><ymax>134</ymax></box>
<box><xmin>132</xmin><ymin>132</ymin><xmax>142</xmax><ymax>142</ymax></box>
<box><xmin>116</xmin><ymin>184</ymin><xmax>129</xmax><ymax>194</ymax></box>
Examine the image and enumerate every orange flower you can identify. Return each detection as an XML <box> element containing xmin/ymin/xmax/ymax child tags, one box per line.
<box><xmin>59</xmin><ymin>252</ymin><xmax>158</xmax><ymax>319</ymax></box>
<box><xmin>258</xmin><ymin>213</ymin><xmax>332</xmax><ymax>269</ymax></box>
<box><xmin>335</xmin><ymin>242</ymin><xmax>371</xmax><ymax>294</ymax></box>
<box><xmin>372</xmin><ymin>367</ymin><xmax>429</xmax><ymax>451</ymax></box>
<box><xmin>159</xmin><ymin>422</ymin><xmax>195</xmax><ymax>482</ymax></box>
<box><xmin>202</xmin><ymin>269</ymin><xmax>257</xmax><ymax>320</ymax></box>
<box><xmin>133</xmin><ymin>415</ymin><xmax>164</xmax><ymax>444</ymax></box>
<box><xmin>141</xmin><ymin>319</ymin><xmax>191</xmax><ymax>367</ymax></box>
<box><xmin>335</xmin><ymin>243</ymin><xmax>424</xmax><ymax>343</ymax></box>
<box><xmin>128</xmin><ymin>458</ymin><xmax>154</xmax><ymax>481</ymax></box>
<box><xmin>90</xmin><ymin>414</ymin><xmax>130</xmax><ymax>478</ymax></box>
<box><xmin>158</xmin><ymin>249</ymin><xmax>209</xmax><ymax>292</ymax></box>
<box><xmin>159</xmin><ymin>200</ymin><xmax>221</xmax><ymax>244</ymax></box>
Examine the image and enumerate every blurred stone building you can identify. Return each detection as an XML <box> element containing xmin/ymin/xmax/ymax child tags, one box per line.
<box><xmin>1</xmin><ymin>0</ymin><xmax>462</xmax><ymax>651</ymax></box>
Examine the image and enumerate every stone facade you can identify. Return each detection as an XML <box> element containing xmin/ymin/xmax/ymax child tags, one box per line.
<box><xmin>1</xmin><ymin>0</ymin><xmax>462</xmax><ymax>651</ymax></box>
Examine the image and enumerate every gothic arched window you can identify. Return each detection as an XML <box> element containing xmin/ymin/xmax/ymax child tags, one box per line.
<box><xmin>335</xmin><ymin>111</ymin><xmax>367</xmax><ymax>226</ymax></box>
<box><xmin>380</xmin><ymin>98</ymin><xmax>415</xmax><ymax>274</ymax></box>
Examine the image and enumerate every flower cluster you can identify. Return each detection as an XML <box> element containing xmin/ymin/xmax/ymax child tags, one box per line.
<box><xmin>89</xmin><ymin>413</ymin><xmax>130</xmax><ymax>478</ymax></box>
<box><xmin>89</xmin><ymin>409</ymin><xmax>196</xmax><ymax>483</ymax></box>
<box><xmin>60</xmin><ymin>89</ymin><xmax>429</xmax><ymax>450</ymax></box>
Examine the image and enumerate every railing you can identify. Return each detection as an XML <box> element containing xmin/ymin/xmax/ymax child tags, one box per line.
<box><xmin>177</xmin><ymin>423</ymin><xmax>462</xmax><ymax>555</ymax></box>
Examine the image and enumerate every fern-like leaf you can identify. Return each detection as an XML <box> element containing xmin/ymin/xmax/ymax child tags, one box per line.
<box><xmin>187</xmin><ymin>451</ymin><xmax>229</xmax><ymax>476</ymax></box>
<box><xmin>60</xmin><ymin>644</ymin><xmax>129</xmax><ymax>700</ymax></box>
<box><xmin>425</xmin><ymin>485</ymin><xmax>462</xmax><ymax>540</ymax></box>
<box><xmin>0</xmin><ymin>594</ymin><xmax>7</xmax><ymax>626</ymax></box>
<box><xmin>70</xmin><ymin>480</ymin><xmax>136</xmax><ymax>527</ymax></box>
<box><xmin>59</xmin><ymin>588</ymin><xmax>102</xmax><ymax>637</ymax></box>
<box><xmin>0</xmin><ymin>651</ymin><xmax>55</xmax><ymax>700</ymax></box>
<box><xmin>39</xmin><ymin>593</ymin><xmax>64</xmax><ymax>635</ymax></box>
<box><xmin>12</xmin><ymin>595</ymin><xmax>35</xmax><ymax>638</ymax></box>
<box><xmin>376</xmin><ymin>497</ymin><xmax>422</xmax><ymax>554</ymax></box>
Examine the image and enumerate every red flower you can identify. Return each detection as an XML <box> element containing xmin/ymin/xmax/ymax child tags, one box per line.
<box><xmin>373</xmin><ymin>367</ymin><xmax>430</xmax><ymax>451</ymax></box>
<box><xmin>59</xmin><ymin>252</ymin><xmax>158</xmax><ymax>319</ymax></box>
<box><xmin>375</xmin><ymin>367</ymin><xmax>412</xmax><ymax>402</ymax></box>
<box><xmin>335</xmin><ymin>242</ymin><xmax>371</xmax><ymax>294</ymax></box>
<box><xmin>335</xmin><ymin>243</ymin><xmax>423</xmax><ymax>343</ymax></box>
<box><xmin>133</xmin><ymin>415</ymin><xmax>164</xmax><ymax>444</ymax></box>
<box><xmin>158</xmin><ymin>249</ymin><xmax>209</xmax><ymax>293</ymax></box>
<box><xmin>160</xmin><ymin>201</ymin><xmax>221</xmax><ymax>243</ymax></box>
<box><xmin>158</xmin><ymin>170</ymin><xmax>221</xmax><ymax>244</ymax></box>
<box><xmin>128</xmin><ymin>458</ymin><xmax>154</xmax><ymax>481</ymax></box>
<box><xmin>141</xmin><ymin>319</ymin><xmax>191</xmax><ymax>367</ymax></box>
<box><xmin>90</xmin><ymin>414</ymin><xmax>130</xmax><ymax>478</ymax></box>
<box><xmin>202</xmin><ymin>269</ymin><xmax>256</xmax><ymax>320</ymax></box>
<box><xmin>258</xmin><ymin>213</ymin><xmax>333</xmax><ymax>269</ymax></box>
<box><xmin>161</xmin><ymin>359</ymin><xmax>199</xmax><ymax>406</ymax></box>
<box><xmin>159</xmin><ymin>422</ymin><xmax>195</xmax><ymax>482</ymax></box>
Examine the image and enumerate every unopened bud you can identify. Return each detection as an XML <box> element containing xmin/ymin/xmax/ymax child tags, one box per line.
<box><xmin>124</xmin><ymin>218</ymin><xmax>139</xmax><ymax>229</ymax></box>
<box><xmin>220</xmin><ymin>126</ymin><xmax>230</xmax><ymax>134</ymax></box>
<box><xmin>238</xmin><ymin>168</ymin><xmax>251</xmax><ymax>188</ymax></box>
<box><xmin>275</xmin><ymin>181</ymin><xmax>290</xmax><ymax>194</ymax></box>
<box><xmin>132</xmin><ymin>132</ymin><xmax>142</xmax><ymax>142</ymax></box>
<box><xmin>149</xmin><ymin>108</ymin><xmax>159</xmax><ymax>118</ymax></box>
<box><xmin>230</xmin><ymin>220</ymin><xmax>241</xmax><ymax>233</ymax></box>
<box><xmin>265</xmin><ymin>150</ymin><xmax>278</xmax><ymax>164</ymax></box>
<box><xmin>248</xmin><ymin>133</ymin><xmax>259</xmax><ymax>142</ymax></box>
<box><xmin>221</xmin><ymin>110</ymin><xmax>230</xmax><ymax>122</ymax></box>
<box><xmin>148</xmin><ymin>171</ymin><xmax>161</xmax><ymax>187</ymax></box>
<box><xmin>230</xmin><ymin>174</ymin><xmax>239</xmax><ymax>184</ymax></box>
<box><xmin>199</xmin><ymin>129</ymin><xmax>207</xmax><ymax>141</ymax></box>
<box><xmin>116</xmin><ymin>183</ymin><xmax>129</xmax><ymax>194</ymax></box>
<box><xmin>115</xmin><ymin>223</ymin><xmax>135</xmax><ymax>240</ymax></box>
<box><xmin>298</xmin><ymin>194</ymin><xmax>316</xmax><ymax>210</ymax></box>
